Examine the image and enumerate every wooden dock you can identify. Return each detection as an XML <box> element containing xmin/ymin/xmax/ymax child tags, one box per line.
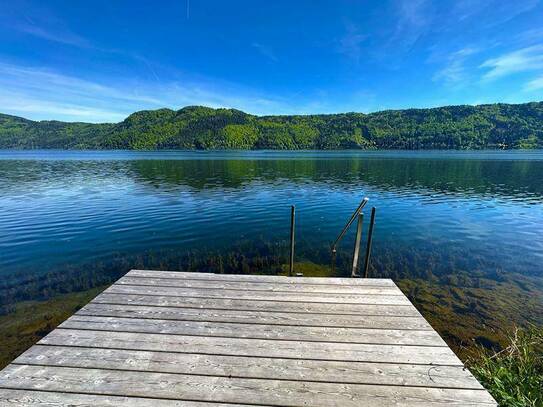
<box><xmin>0</xmin><ymin>270</ymin><xmax>496</xmax><ymax>406</ymax></box>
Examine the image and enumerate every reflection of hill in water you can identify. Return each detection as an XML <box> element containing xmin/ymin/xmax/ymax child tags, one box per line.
<box><xmin>1</xmin><ymin>157</ymin><xmax>541</xmax><ymax>202</ymax></box>
<box><xmin>128</xmin><ymin>158</ymin><xmax>543</xmax><ymax>202</ymax></box>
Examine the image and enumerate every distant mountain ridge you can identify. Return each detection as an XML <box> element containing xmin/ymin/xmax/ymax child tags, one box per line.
<box><xmin>1</xmin><ymin>102</ymin><xmax>542</xmax><ymax>150</ymax></box>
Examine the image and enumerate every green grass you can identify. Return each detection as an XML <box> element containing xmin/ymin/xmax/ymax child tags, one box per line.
<box><xmin>468</xmin><ymin>327</ymin><xmax>543</xmax><ymax>407</ymax></box>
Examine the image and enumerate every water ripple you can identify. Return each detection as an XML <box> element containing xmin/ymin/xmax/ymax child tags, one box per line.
<box><xmin>0</xmin><ymin>151</ymin><xmax>542</xmax><ymax>285</ymax></box>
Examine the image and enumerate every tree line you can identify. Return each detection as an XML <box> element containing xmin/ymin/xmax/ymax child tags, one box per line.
<box><xmin>1</xmin><ymin>102</ymin><xmax>542</xmax><ymax>150</ymax></box>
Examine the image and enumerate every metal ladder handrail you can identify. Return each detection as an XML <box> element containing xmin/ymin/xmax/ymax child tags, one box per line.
<box><xmin>289</xmin><ymin>198</ymin><xmax>376</xmax><ymax>278</ymax></box>
<box><xmin>330</xmin><ymin>197</ymin><xmax>369</xmax><ymax>254</ymax></box>
<box><xmin>330</xmin><ymin>197</ymin><xmax>376</xmax><ymax>277</ymax></box>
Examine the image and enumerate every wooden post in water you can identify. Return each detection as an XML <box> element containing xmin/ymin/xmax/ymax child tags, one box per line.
<box><xmin>289</xmin><ymin>205</ymin><xmax>295</xmax><ymax>276</ymax></box>
<box><xmin>363</xmin><ymin>207</ymin><xmax>376</xmax><ymax>278</ymax></box>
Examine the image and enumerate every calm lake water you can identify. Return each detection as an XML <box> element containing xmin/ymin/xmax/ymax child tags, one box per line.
<box><xmin>1</xmin><ymin>150</ymin><xmax>542</xmax><ymax>349</ymax></box>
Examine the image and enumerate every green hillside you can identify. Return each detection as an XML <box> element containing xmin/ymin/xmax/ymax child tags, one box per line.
<box><xmin>1</xmin><ymin>102</ymin><xmax>542</xmax><ymax>150</ymax></box>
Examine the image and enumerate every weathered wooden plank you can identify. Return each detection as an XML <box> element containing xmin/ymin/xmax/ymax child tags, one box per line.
<box><xmin>14</xmin><ymin>345</ymin><xmax>483</xmax><ymax>389</ymax></box>
<box><xmin>41</xmin><ymin>329</ymin><xmax>463</xmax><ymax>365</ymax></box>
<box><xmin>105</xmin><ymin>284</ymin><xmax>412</xmax><ymax>305</ymax></box>
<box><xmin>0</xmin><ymin>271</ymin><xmax>496</xmax><ymax>406</ymax></box>
<box><xmin>118</xmin><ymin>276</ymin><xmax>403</xmax><ymax>295</ymax></box>
<box><xmin>78</xmin><ymin>303</ymin><xmax>432</xmax><ymax>330</ymax></box>
<box><xmin>128</xmin><ymin>269</ymin><xmax>396</xmax><ymax>286</ymax></box>
<box><xmin>60</xmin><ymin>315</ymin><xmax>446</xmax><ymax>346</ymax></box>
<box><xmin>0</xmin><ymin>365</ymin><xmax>497</xmax><ymax>406</ymax></box>
<box><xmin>0</xmin><ymin>389</ymin><xmax>252</xmax><ymax>406</ymax></box>
<box><xmin>93</xmin><ymin>292</ymin><xmax>421</xmax><ymax>316</ymax></box>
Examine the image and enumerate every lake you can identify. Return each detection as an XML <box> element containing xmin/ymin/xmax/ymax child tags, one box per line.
<box><xmin>1</xmin><ymin>150</ymin><xmax>542</xmax><ymax>354</ymax></box>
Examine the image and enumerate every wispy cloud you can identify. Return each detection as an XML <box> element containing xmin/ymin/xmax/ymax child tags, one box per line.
<box><xmin>433</xmin><ymin>47</ymin><xmax>479</xmax><ymax>86</ymax></box>
<box><xmin>1</xmin><ymin>1</ymin><xmax>93</xmax><ymax>49</ymax></box>
<box><xmin>396</xmin><ymin>0</ymin><xmax>429</xmax><ymax>26</ymax></box>
<box><xmin>480</xmin><ymin>45</ymin><xmax>543</xmax><ymax>80</ymax></box>
<box><xmin>450</xmin><ymin>0</ymin><xmax>539</xmax><ymax>26</ymax></box>
<box><xmin>0</xmin><ymin>91</ymin><xmax>127</xmax><ymax>122</ymax></box>
<box><xmin>391</xmin><ymin>0</ymin><xmax>431</xmax><ymax>52</ymax></box>
<box><xmin>251</xmin><ymin>42</ymin><xmax>278</xmax><ymax>62</ymax></box>
<box><xmin>337</xmin><ymin>23</ymin><xmax>367</xmax><ymax>62</ymax></box>
<box><xmin>0</xmin><ymin>61</ymin><xmax>300</xmax><ymax>122</ymax></box>
<box><xmin>515</xmin><ymin>28</ymin><xmax>543</xmax><ymax>45</ymax></box>
<box><xmin>524</xmin><ymin>75</ymin><xmax>543</xmax><ymax>91</ymax></box>
<box><xmin>14</xmin><ymin>21</ymin><xmax>92</xmax><ymax>48</ymax></box>
<box><xmin>0</xmin><ymin>63</ymin><xmax>162</xmax><ymax>105</ymax></box>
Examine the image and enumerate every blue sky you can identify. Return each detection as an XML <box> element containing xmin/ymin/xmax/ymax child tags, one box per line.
<box><xmin>1</xmin><ymin>0</ymin><xmax>543</xmax><ymax>122</ymax></box>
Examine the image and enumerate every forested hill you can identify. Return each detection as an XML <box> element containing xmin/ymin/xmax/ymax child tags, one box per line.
<box><xmin>1</xmin><ymin>102</ymin><xmax>542</xmax><ymax>150</ymax></box>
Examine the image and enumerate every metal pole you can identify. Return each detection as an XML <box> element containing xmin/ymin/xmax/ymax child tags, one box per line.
<box><xmin>289</xmin><ymin>205</ymin><xmax>295</xmax><ymax>276</ymax></box>
<box><xmin>363</xmin><ymin>207</ymin><xmax>376</xmax><ymax>278</ymax></box>
<box><xmin>331</xmin><ymin>250</ymin><xmax>337</xmax><ymax>274</ymax></box>
<box><xmin>331</xmin><ymin>197</ymin><xmax>369</xmax><ymax>252</ymax></box>
<box><xmin>351</xmin><ymin>213</ymin><xmax>364</xmax><ymax>277</ymax></box>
